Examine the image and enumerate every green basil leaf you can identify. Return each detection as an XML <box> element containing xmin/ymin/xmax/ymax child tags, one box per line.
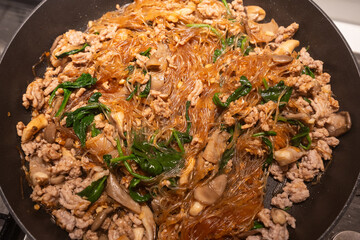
<box><xmin>77</xmin><ymin>175</ymin><xmax>108</xmax><ymax>203</ymax></box>
<box><xmin>55</xmin><ymin>88</ymin><xmax>72</xmax><ymax>117</ymax></box>
<box><xmin>49</xmin><ymin>73</ymin><xmax>97</xmax><ymax>105</ymax></box>
<box><xmin>91</xmin><ymin>124</ymin><xmax>101</xmax><ymax>137</ymax></box>
<box><xmin>252</xmin><ymin>220</ymin><xmax>265</xmax><ymax>229</ymax></box>
<box><xmin>88</xmin><ymin>92</ymin><xmax>102</xmax><ymax>103</ymax></box>
<box><xmin>252</xmin><ymin>131</ymin><xmax>277</xmax><ymax>137</ymax></box>
<box><xmin>126</xmin><ymin>65</ymin><xmax>135</xmax><ymax>74</ymax></box>
<box><xmin>262</xmin><ymin>137</ymin><xmax>273</xmax><ymax>169</ymax></box>
<box><xmin>140</xmin><ymin>47</ymin><xmax>152</xmax><ymax>58</ymax></box>
<box><xmin>302</xmin><ymin>66</ymin><xmax>315</xmax><ymax>78</ymax></box>
<box><xmin>260</xmin><ymin>80</ymin><xmax>292</xmax><ymax>107</ymax></box>
<box><xmin>213</xmin><ymin>76</ymin><xmax>252</xmax><ymax>108</ymax></box>
<box><xmin>56</xmin><ymin>43</ymin><xmax>89</xmax><ymax>59</ymax></box>
<box><xmin>129</xmin><ymin>178</ymin><xmax>151</xmax><ymax>202</ymax></box>
<box><xmin>126</xmin><ymin>85</ymin><xmax>138</xmax><ymax>101</ymax></box>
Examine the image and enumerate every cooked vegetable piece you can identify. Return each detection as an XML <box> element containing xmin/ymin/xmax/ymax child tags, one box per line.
<box><xmin>88</xmin><ymin>92</ymin><xmax>102</xmax><ymax>103</ymax></box>
<box><xmin>139</xmin><ymin>76</ymin><xmax>151</xmax><ymax>98</ymax></box>
<box><xmin>140</xmin><ymin>47</ymin><xmax>152</xmax><ymax>58</ymax></box>
<box><xmin>262</xmin><ymin>137</ymin><xmax>273</xmax><ymax>169</ymax></box>
<box><xmin>131</xmin><ymin>135</ymin><xmax>183</xmax><ymax>176</ymax></box>
<box><xmin>219</xmin><ymin>147</ymin><xmax>235</xmax><ymax>171</ymax></box>
<box><xmin>55</xmin><ymin>89</ymin><xmax>71</xmax><ymax>117</ymax></box>
<box><xmin>302</xmin><ymin>66</ymin><xmax>315</xmax><ymax>78</ymax></box>
<box><xmin>49</xmin><ymin>73</ymin><xmax>97</xmax><ymax>105</ymax></box>
<box><xmin>252</xmin><ymin>220</ymin><xmax>265</xmax><ymax>229</ymax></box>
<box><xmin>126</xmin><ymin>85</ymin><xmax>138</xmax><ymax>101</ymax></box>
<box><xmin>252</xmin><ymin>131</ymin><xmax>277</xmax><ymax>137</ymax></box>
<box><xmin>126</xmin><ymin>65</ymin><xmax>135</xmax><ymax>73</ymax></box>
<box><xmin>91</xmin><ymin>124</ymin><xmax>101</xmax><ymax>137</ymax></box>
<box><xmin>56</xmin><ymin>43</ymin><xmax>89</xmax><ymax>58</ymax></box>
<box><xmin>65</xmin><ymin>102</ymin><xmax>110</xmax><ymax>146</ymax></box>
<box><xmin>77</xmin><ymin>175</ymin><xmax>108</xmax><ymax>203</ymax></box>
<box><xmin>303</xmin><ymin>97</ymin><xmax>311</xmax><ymax>104</ymax></box>
<box><xmin>129</xmin><ymin>178</ymin><xmax>151</xmax><ymax>202</ymax></box>
<box><xmin>186</xmin><ymin>24</ymin><xmax>225</xmax><ymax>45</ymax></box>
<box><xmin>260</xmin><ymin>80</ymin><xmax>292</xmax><ymax>107</ymax></box>
<box><xmin>221</xmin><ymin>0</ymin><xmax>232</xmax><ymax>15</ymax></box>
<box><xmin>213</xmin><ymin>76</ymin><xmax>252</xmax><ymax>108</ymax></box>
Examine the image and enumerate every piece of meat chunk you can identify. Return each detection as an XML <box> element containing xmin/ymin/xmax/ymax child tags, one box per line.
<box><xmin>272</xmin><ymin>179</ymin><xmax>309</xmax><ymax>208</ymax></box>
<box><xmin>53</xmin><ymin>208</ymin><xmax>76</xmax><ymax>232</ymax></box>
<box><xmin>150</xmin><ymin>97</ymin><xmax>172</xmax><ymax>118</ymax></box>
<box><xmin>202</xmin><ymin>129</ymin><xmax>231</xmax><ymax>164</ymax></box>
<box><xmin>275</xmin><ymin>22</ymin><xmax>299</xmax><ymax>43</ymax></box>
<box><xmin>298</xmin><ymin>47</ymin><xmax>323</xmax><ymax>73</ymax></box>
<box><xmin>269</xmin><ymin>162</ymin><xmax>288</xmax><ymax>182</ymax></box>
<box><xmin>22</xmin><ymin>78</ymin><xmax>45</xmax><ymax>110</ymax></box>
<box><xmin>197</xmin><ymin>0</ymin><xmax>226</xmax><ymax>19</ymax></box>
<box><xmin>286</xmin><ymin>150</ymin><xmax>324</xmax><ymax>181</ymax></box>
<box><xmin>31</xmin><ymin>185</ymin><xmax>59</xmax><ymax>207</ymax></box>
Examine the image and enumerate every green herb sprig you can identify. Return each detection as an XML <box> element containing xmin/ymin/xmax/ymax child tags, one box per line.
<box><xmin>56</xmin><ymin>43</ymin><xmax>89</xmax><ymax>59</ymax></box>
<box><xmin>49</xmin><ymin>73</ymin><xmax>97</xmax><ymax>117</ymax></box>
<box><xmin>213</xmin><ymin>76</ymin><xmax>252</xmax><ymax>108</ymax></box>
<box><xmin>77</xmin><ymin>175</ymin><xmax>108</xmax><ymax>203</ymax></box>
<box><xmin>260</xmin><ymin>81</ymin><xmax>292</xmax><ymax>108</ymax></box>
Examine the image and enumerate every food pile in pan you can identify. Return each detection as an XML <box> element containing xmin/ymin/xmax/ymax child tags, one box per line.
<box><xmin>17</xmin><ymin>0</ymin><xmax>351</xmax><ymax>239</ymax></box>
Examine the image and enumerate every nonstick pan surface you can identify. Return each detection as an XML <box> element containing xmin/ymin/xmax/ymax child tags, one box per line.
<box><xmin>0</xmin><ymin>0</ymin><xmax>359</xmax><ymax>239</ymax></box>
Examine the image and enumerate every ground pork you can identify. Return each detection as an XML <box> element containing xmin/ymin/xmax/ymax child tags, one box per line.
<box><xmin>242</xmin><ymin>107</ymin><xmax>259</xmax><ymax>129</ymax></box>
<box><xmin>293</xmin><ymin>74</ymin><xmax>318</xmax><ymax>95</ymax></box>
<box><xmin>272</xmin><ymin>179</ymin><xmax>309</xmax><ymax>208</ymax></box>
<box><xmin>31</xmin><ymin>185</ymin><xmax>59</xmax><ymax>207</ymax></box>
<box><xmin>316</xmin><ymin>139</ymin><xmax>333</xmax><ymax>160</ymax></box>
<box><xmin>22</xmin><ymin>77</ymin><xmax>45</xmax><ymax>110</ymax></box>
<box><xmin>269</xmin><ymin>162</ymin><xmax>288</xmax><ymax>182</ymax></box>
<box><xmin>38</xmin><ymin>142</ymin><xmax>62</xmax><ymax>162</ymax></box>
<box><xmin>298</xmin><ymin>48</ymin><xmax>323</xmax><ymax>73</ymax></box>
<box><xmin>286</xmin><ymin>150</ymin><xmax>324</xmax><ymax>181</ymax></box>
<box><xmin>70</xmin><ymin>52</ymin><xmax>93</xmax><ymax>65</ymax></box>
<box><xmin>84</xmin><ymin>230</ymin><xmax>99</xmax><ymax>240</ymax></box>
<box><xmin>59</xmin><ymin>181</ymin><xmax>91</xmax><ymax>213</ymax></box>
<box><xmin>64</xmin><ymin>30</ymin><xmax>86</xmax><ymax>46</ymax></box>
<box><xmin>150</xmin><ymin>97</ymin><xmax>172</xmax><ymax>118</ymax></box>
<box><xmin>275</xmin><ymin>22</ymin><xmax>299</xmax><ymax>43</ymax></box>
<box><xmin>53</xmin><ymin>208</ymin><xmax>76</xmax><ymax>232</ymax></box>
<box><xmin>108</xmin><ymin>214</ymin><xmax>135</xmax><ymax>240</ymax></box>
<box><xmin>51</xmin><ymin>152</ymin><xmax>81</xmax><ymax>176</ymax></box>
<box><xmin>197</xmin><ymin>0</ymin><xmax>226</xmax><ymax>19</ymax></box>
<box><xmin>99</xmin><ymin>24</ymin><xmax>119</xmax><ymax>41</ymax></box>
<box><xmin>230</xmin><ymin>0</ymin><xmax>246</xmax><ymax>20</ymax></box>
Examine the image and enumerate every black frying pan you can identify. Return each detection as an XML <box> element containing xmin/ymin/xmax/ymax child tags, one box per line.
<box><xmin>0</xmin><ymin>0</ymin><xmax>359</xmax><ymax>239</ymax></box>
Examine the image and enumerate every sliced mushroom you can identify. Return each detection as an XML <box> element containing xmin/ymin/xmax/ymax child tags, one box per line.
<box><xmin>145</xmin><ymin>43</ymin><xmax>170</xmax><ymax>72</ymax></box>
<box><xmin>111</xmin><ymin>111</ymin><xmax>125</xmax><ymax>137</ymax></box>
<box><xmin>21</xmin><ymin>114</ymin><xmax>48</xmax><ymax>142</ymax></box>
<box><xmin>91</xmin><ymin>207</ymin><xmax>113</xmax><ymax>231</ymax></box>
<box><xmin>106</xmin><ymin>173</ymin><xmax>141</xmax><ymax>214</ymax></box>
<box><xmin>29</xmin><ymin>156</ymin><xmax>50</xmax><ymax>186</ymax></box>
<box><xmin>43</xmin><ymin>122</ymin><xmax>57</xmax><ymax>143</ymax></box>
<box><xmin>133</xmin><ymin>227</ymin><xmax>145</xmax><ymax>240</ymax></box>
<box><xmin>248</xmin><ymin>19</ymin><xmax>279</xmax><ymax>43</ymax></box>
<box><xmin>202</xmin><ymin>130</ymin><xmax>231</xmax><ymax>164</ymax></box>
<box><xmin>194</xmin><ymin>174</ymin><xmax>227</xmax><ymax>205</ymax></box>
<box><xmin>49</xmin><ymin>175</ymin><xmax>65</xmax><ymax>185</ymax></box>
<box><xmin>246</xmin><ymin>6</ymin><xmax>266</xmax><ymax>22</ymax></box>
<box><xmin>271</xmin><ymin>55</ymin><xmax>293</xmax><ymax>65</ymax></box>
<box><xmin>179</xmin><ymin>157</ymin><xmax>196</xmax><ymax>186</ymax></box>
<box><xmin>271</xmin><ymin>208</ymin><xmax>287</xmax><ymax>225</ymax></box>
<box><xmin>274</xmin><ymin>146</ymin><xmax>304</xmax><ymax>166</ymax></box>
<box><xmin>189</xmin><ymin>201</ymin><xmax>205</xmax><ymax>216</ymax></box>
<box><xmin>50</xmin><ymin>96</ymin><xmax>64</xmax><ymax>117</ymax></box>
<box><xmin>140</xmin><ymin>205</ymin><xmax>156</xmax><ymax>240</ymax></box>
<box><xmin>325</xmin><ymin>111</ymin><xmax>351</xmax><ymax>137</ymax></box>
<box><xmin>274</xmin><ymin>39</ymin><xmax>299</xmax><ymax>55</ymax></box>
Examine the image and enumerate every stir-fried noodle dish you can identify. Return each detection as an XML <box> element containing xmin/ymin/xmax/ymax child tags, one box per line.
<box><xmin>17</xmin><ymin>0</ymin><xmax>352</xmax><ymax>239</ymax></box>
